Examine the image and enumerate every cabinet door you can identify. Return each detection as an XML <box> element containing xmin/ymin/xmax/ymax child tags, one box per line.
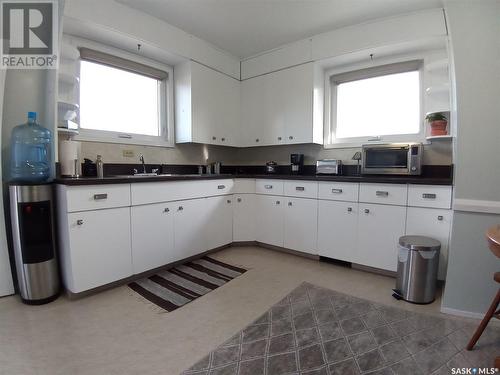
<box><xmin>173</xmin><ymin>198</ymin><xmax>208</xmax><ymax>259</ymax></box>
<box><xmin>233</xmin><ymin>194</ymin><xmax>256</xmax><ymax>242</ymax></box>
<box><xmin>67</xmin><ymin>207</ymin><xmax>132</xmax><ymax>293</ymax></box>
<box><xmin>191</xmin><ymin>62</ymin><xmax>239</xmax><ymax>146</ymax></box>
<box><xmin>131</xmin><ymin>203</ymin><xmax>174</xmax><ymax>274</ymax></box>
<box><xmin>256</xmin><ymin>195</ymin><xmax>284</xmax><ymax>247</ymax></box>
<box><xmin>240</xmin><ymin>76</ymin><xmax>266</xmax><ymax>146</ymax></box>
<box><xmin>406</xmin><ymin>207</ymin><xmax>452</xmax><ymax>280</ymax></box>
<box><xmin>356</xmin><ymin>203</ymin><xmax>406</xmax><ymax>272</ymax></box>
<box><xmin>284</xmin><ymin>197</ymin><xmax>318</xmax><ymax>254</ymax></box>
<box><xmin>279</xmin><ymin>63</ymin><xmax>314</xmax><ymax>144</ymax></box>
<box><xmin>318</xmin><ymin>200</ymin><xmax>358</xmax><ymax>262</ymax></box>
<box><xmin>205</xmin><ymin>195</ymin><xmax>233</xmax><ymax>250</ymax></box>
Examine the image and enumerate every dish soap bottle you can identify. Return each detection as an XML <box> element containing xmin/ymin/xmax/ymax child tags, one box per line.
<box><xmin>96</xmin><ymin>155</ymin><xmax>104</xmax><ymax>178</ymax></box>
<box><xmin>10</xmin><ymin>111</ymin><xmax>52</xmax><ymax>182</ymax></box>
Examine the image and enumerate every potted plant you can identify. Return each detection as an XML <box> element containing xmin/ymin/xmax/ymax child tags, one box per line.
<box><xmin>425</xmin><ymin>112</ymin><xmax>448</xmax><ymax>136</ymax></box>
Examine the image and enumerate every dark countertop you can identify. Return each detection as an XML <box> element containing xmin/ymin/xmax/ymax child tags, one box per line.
<box><xmin>55</xmin><ymin>173</ymin><xmax>452</xmax><ymax>186</ymax></box>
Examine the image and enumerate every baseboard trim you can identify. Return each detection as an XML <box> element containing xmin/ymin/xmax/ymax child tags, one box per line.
<box><xmin>439</xmin><ymin>306</ymin><xmax>500</xmax><ymax>326</ymax></box>
<box><xmin>454</xmin><ymin>199</ymin><xmax>500</xmax><ymax>214</ymax></box>
<box><xmin>255</xmin><ymin>242</ymin><xmax>319</xmax><ymax>260</ymax></box>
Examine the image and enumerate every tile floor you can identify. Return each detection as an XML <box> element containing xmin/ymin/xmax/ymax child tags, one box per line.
<box><xmin>0</xmin><ymin>246</ymin><xmax>497</xmax><ymax>375</ymax></box>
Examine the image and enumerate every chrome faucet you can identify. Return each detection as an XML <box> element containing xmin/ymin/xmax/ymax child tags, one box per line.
<box><xmin>139</xmin><ymin>154</ymin><xmax>146</xmax><ymax>173</ymax></box>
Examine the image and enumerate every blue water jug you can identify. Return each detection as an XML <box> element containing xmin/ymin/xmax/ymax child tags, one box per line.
<box><xmin>10</xmin><ymin>112</ymin><xmax>52</xmax><ymax>182</ymax></box>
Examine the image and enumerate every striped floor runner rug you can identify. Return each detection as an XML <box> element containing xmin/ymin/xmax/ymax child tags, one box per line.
<box><xmin>128</xmin><ymin>256</ymin><xmax>247</xmax><ymax>312</ymax></box>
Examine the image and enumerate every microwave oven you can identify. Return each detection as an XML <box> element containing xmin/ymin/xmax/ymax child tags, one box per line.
<box><xmin>361</xmin><ymin>143</ymin><xmax>423</xmax><ymax>175</ymax></box>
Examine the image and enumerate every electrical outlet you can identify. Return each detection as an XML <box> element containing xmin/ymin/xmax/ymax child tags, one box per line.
<box><xmin>122</xmin><ymin>150</ymin><xmax>135</xmax><ymax>158</ymax></box>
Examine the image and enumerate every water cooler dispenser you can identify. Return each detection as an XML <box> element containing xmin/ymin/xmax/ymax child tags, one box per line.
<box><xmin>9</xmin><ymin>184</ymin><xmax>59</xmax><ymax>304</ymax></box>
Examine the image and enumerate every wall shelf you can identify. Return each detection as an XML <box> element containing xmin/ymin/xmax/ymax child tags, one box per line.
<box><xmin>426</xmin><ymin>134</ymin><xmax>453</xmax><ymax>141</ymax></box>
<box><xmin>57</xmin><ymin>128</ymin><xmax>79</xmax><ymax>136</ymax></box>
<box><xmin>425</xmin><ymin>83</ymin><xmax>450</xmax><ymax>95</ymax></box>
<box><xmin>59</xmin><ymin>72</ymin><xmax>79</xmax><ymax>86</ymax></box>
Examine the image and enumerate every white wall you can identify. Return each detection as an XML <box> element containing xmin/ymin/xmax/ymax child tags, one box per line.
<box><xmin>442</xmin><ymin>0</ymin><xmax>500</xmax><ymax>316</ymax></box>
<box><xmin>63</xmin><ymin>0</ymin><xmax>240</xmax><ymax>79</ymax></box>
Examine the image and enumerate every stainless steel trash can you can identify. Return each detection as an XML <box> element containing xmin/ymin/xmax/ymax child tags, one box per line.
<box><xmin>10</xmin><ymin>183</ymin><xmax>60</xmax><ymax>304</ymax></box>
<box><xmin>393</xmin><ymin>235</ymin><xmax>440</xmax><ymax>304</ymax></box>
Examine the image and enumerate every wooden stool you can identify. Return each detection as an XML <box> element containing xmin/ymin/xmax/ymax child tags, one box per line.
<box><xmin>466</xmin><ymin>225</ymin><xmax>500</xmax><ymax>368</ymax></box>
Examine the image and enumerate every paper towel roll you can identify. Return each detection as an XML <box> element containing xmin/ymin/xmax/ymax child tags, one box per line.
<box><xmin>59</xmin><ymin>140</ymin><xmax>79</xmax><ymax>176</ymax></box>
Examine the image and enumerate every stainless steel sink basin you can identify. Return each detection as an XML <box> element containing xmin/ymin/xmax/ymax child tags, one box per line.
<box><xmin>111</xmin><ymin>173</ymin><xmax>171</xmax><ymax>178</ymax></box>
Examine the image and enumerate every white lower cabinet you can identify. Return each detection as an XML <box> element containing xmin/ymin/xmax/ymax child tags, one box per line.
<box><xmin>318</xmin><ymin>200</ymin><xmax>358</xmax><ymax>262</ymax></box>
<box><xmin>284</xmin><ymin>198</ymin><xmax>318</xmax><ymax>254</ymax></box>
<box><xmin>66</xmin><ymin>207</ymin><xmax>133</xmax><ymax>293</ymax></box>
<box><xmin>233</xmin><ymin>194</ymin><xmax>256</xmax><ymax>241</ymax></box>
<box><xmin>58</xmin><ymin>179</ymin><xmax>454</xmax><ymax>294</ymax></box>
<box><xmin>172</xmin><ymin>198</ymin><xmax>209</xmax><ymax>259</ymax></box>
<box><xmin>131</xmin><ymin>202</ymin><xmax>175</xmax><ymax>274</ymax></box>
<box><xmin>356</xmin><ymin>203</ymin><xmax>406</xmax><ymax>272</ymax></box>
<box><xmin>405</xmin><ymin>207</ymin><xmax>452</xmax><ymax>280</ymax></box>
<box><xmin>204</xmin><ymin>195</ymin><xmax>233</xmax><ymax>250</ymax></box>
<box><xmin>256</xmin><ymin>195</ymin><xmax>284</xmax><ymax>247</ymax></box>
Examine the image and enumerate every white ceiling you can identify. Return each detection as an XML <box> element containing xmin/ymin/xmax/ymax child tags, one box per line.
<box><xmin>116</xmin><ymin>0</ymin><xmax>442</xmax><ymax>59</ymax></box>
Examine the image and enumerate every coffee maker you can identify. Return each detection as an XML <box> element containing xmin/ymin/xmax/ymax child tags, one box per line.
<box><xmin>290</xmin><ymin>154</ymin><xmax>304</xmax><ymax>175</ymax></box>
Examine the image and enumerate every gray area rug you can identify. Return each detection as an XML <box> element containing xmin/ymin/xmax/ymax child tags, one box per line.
<box><xmin>182</xmin><ymin>282</ymin><xmax>500</xmax><ymax>375</ymax></box>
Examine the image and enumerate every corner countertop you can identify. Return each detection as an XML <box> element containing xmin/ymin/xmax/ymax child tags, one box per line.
<box><xmin>54</xmin><ymin>173</ymin><xmax>453</xmax><ymax>186</ymax></box>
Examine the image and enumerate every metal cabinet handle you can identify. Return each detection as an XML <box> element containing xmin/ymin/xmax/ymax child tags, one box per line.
<box><xmin>164</xmin><ymin>208</ymin><xmax>169</xmax><ymax>213</ymax></box>
<box><xmin>331</xmin><ymin>188</ymin><xmax>343</xmax><ymax>194</ymax></box>
<box><xmin>376</xmin><ymin>191</ymin><xmax>389</xmax><ymax>197</ymax></box>
<box><xmin>288</xmin><ymin>202</ymin><xmax>292</xmax><ymax>206</ymax></box>
<box><xmin>364</xmin><ymin>208</ymin><xmax>370</xmax><ymax>214</ymax></box>
<box><xmin>93</xmin><ymin>193</ymin><xmax>108</xmax><ymax>200</ymax></box>
<box><xmin>221</xmin><ymin>137</ymin><xmax>226</xmax><ymax>142</ymax></box>
<box><xmin>347</xmin><ymin>207</ymin><xmax>353</xmax><ymax>212</ymax></box>
<box><xmin>227</xmin><ymin>199</ymin><xmax>231</xmax><ymax>204</ymax></box>
<box><xmin>276</xmin><ymin>201</ymin><xmax>280</xmax><ymax>205</ymax></box>
<box><xmin>264</xmin><ymin>185</ymin><xmax>273</xmax><ymax>189</ymax></box>
<box><xmin>255</xmin><ymin>138</ymin><xmax>259</xmax><ymax>142</ymax></box>
<box><xmin>422</xmin><ymin>193</ymin><xmax>437</xmax><ymax>199</ymax></box>
<box><xmin>277</xmin><ymin>136</ymin><xmax>282</xmax><ymax>141</ymax></box>
<box><xmin>295</xmin><ymin>187</ymin><xmax>305</xmax><ymax>191</ymax></box>
<box><xmin>76</xmin><ymin>219</ymin><xmax>83</xmax><ymax>225</ymax></box>
<box><xmin>237</xmin><ymin>198</ymin><xmax>242</xmax><ymax>202</ymax></box>
<box><xmin>212</xmin><ymin>136</ymin><xmax>217</xmax><ymax>140</ymax></box>
<box><xmin>218</xmin><ymin>185</ymin><xmax>225</xmax><ymax>189</ymax></box>
<box><xmin>289</xmin><ymin>136</ymin><xmax>293</xmax><ymax>140</ymax></box>
<box><xmin>437</xmin><ymin>215</ymin><xmax>443</xmax><ymax>221</ymax></box>
<box><xmin>178</xmin><ymin>206</ymin><xmax>183</xmax><ymax>211</ymax></box>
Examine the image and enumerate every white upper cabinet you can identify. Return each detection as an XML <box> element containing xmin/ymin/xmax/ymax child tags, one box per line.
<box><xmin>241</xmin><ymin>62</ymin><xmax>323</xmax><ymax>147</ymax></box>
<box><xmin>175</xmin><ymin>61</ymin><xmax>240</xmax><ymax>146</ymax></box>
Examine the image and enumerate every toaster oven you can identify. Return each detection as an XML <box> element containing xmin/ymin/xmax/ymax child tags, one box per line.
<box><xmin>316</xmin><ymin>159</ymin><xmax>342</xmax><ymax>175</ymax></box>
<box><xmin>361</xmin><ymin>143</ymin><xmax>423</xmax><ymax>175</ymax></box>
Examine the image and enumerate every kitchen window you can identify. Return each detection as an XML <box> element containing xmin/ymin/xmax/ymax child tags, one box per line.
<box><xmin>77</xmin><ymin>47</ymin><xmax>173</xmax><ymax>146</ymax></box>
<box><xmin>326</xmin><ymin>60</ymin><xmax>424</xmax><ymax>147</ymax></box>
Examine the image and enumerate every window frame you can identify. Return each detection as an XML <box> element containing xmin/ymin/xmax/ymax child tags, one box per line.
<box><xmin>73</xmin><ymin>41</ymin><xmax>174</xmax><ymax>148</ymax></box>
<box><xmin>324</xmin><ymin>59</ymin><xmax>425</xmax><ymax>148</ymax></box>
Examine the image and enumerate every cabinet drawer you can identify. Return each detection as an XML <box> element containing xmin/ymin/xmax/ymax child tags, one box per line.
<box><xmin>233</xmin><ymin>179</ymin><xmax>256</xmax><ymax>194</ymax></box>
<box><xmin>284</xmin><ymin>181</ymin><xmax>318</xmax><ymax>199</ymax></box>
<box><xmin>65</xmin><ymin>185</ymin><xmax>131</xmax><ymax>212</ymax></box>
<box><xmin>131</xmin><ymin>179</ymin><xmax>234</xmax><ymax>205</ymax></box>
<box><xmin>408</xmin><ymin>185</ymin><xmax>452</xmax><ymax>209</ymax></box>
<box><xmin>256</xmin><ymin>179</ymin><xmax>284</xmax><ymax>195</ymax></box>
<box><xmin>359</xmin><ymin>183</ymin><xmax>408</xmax><ymax>206</ymax></box>
<box><xmin>318</xmin><ymin>182</ymin><xmax>359</xmax><ymax>202</ymax></box>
